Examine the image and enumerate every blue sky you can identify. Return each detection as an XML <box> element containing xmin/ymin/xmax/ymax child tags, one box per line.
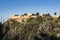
<box><xmin>0</xmin><ymin>0</ymin><xmax>60</xmax><ymax>21</ymax></box>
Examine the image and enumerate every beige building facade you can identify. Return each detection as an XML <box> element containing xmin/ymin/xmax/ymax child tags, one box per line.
<box><xmin>10</xmin><ymin>14</ymin><xmax>37</xmax><ymax>22</ymax></box>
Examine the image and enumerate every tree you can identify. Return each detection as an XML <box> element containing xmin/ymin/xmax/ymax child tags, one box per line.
<box><xmin>15</xmin><ymin>14</ymin><xmax>19</xmax><ymax>16</ymax></box>
<box><xmin>47</xmin><ymin>13</ymin><xmax>51</xmax><ymax>17</ymax></box>
<box><xmin>0</xmin><ymin>22</ymin><xmax>3</xmax><ymax>40</ymax></box>
<box><xmin>54</xmin><ymin>12</ymin><xmax>57</xmax><ymax>16</ymax></box>
<box><xmin>24</xmin><ymin>13</ymin><xmax>27</xmax><ymax>15</ymax></box>
<box><xmin>36</xmin><ymin>12</ymin><xmax>39</xmax><ymax>16</ymax></box>
<box><xmin>32</xmin><ymin>14</ymin><xmax>36</xmax><ymax>16</ymax></box>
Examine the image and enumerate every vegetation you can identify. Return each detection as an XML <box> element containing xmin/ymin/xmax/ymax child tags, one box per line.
<box><xmin>23</xmin><ymin>13</ymin><xmax>27</xmax><ymax>15</ymax></box>
<box><xmin>0</xmin><ymin>13</ymin><xmax>60</xmax><ymax>40</ymax></box>
<box><xmin>0</xmin><ymin>22</ymin><xmax>3</xmax><ymax>40</ymax></box>
<box><xmin>54</xmin><ymin>12</ymin><xmax>57</xmax><ymax>16</ymax></box>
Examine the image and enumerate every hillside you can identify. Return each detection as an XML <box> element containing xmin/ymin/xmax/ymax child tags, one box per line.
<box><xmin>0</xmin><ymin>13</ymin><xmax>60</xmax><ymax>40</ymax></box>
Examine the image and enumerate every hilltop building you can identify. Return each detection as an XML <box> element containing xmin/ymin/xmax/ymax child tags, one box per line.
<box><xmin>10</xmin><ymin>13</ymin><xmax>59</xmax><ymax>22</ymax></box>
<box><xmin>10</xmin><ymin>14</ymin><xmax>39</xmax><ymax>22</ymax></box>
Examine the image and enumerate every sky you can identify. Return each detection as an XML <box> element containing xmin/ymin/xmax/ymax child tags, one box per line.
<box><xmin>0</xmin><ymin>0</ymin><xmax>60</xmax><ymax>22</ymax></box>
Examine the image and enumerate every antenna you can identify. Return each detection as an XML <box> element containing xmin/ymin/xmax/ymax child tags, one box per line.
<box><xmin>1</xmin><ymin>16</ymin><xmax>2</xmax><ymax>23</ymax></box>
<box><xmin>0</xmin><ymin>16</ymin><xmax>2</xmax><ymax>23</ymax></box>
